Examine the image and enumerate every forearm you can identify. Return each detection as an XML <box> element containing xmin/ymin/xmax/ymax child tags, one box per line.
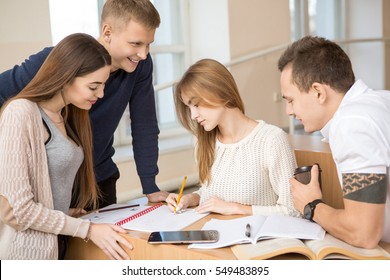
<box><xmin>267</xmin><ymin>131</ymin><xmax>299</xmax><ymax>217</ymax></box>
<box><xmin>187</xmin><ymin>193</ymin><xmax>201</xmax><ymax>207</ymax></box>
<box><xmin>0</xmin><ymin>194</ymin><xmax>71</xmax><ymax>236</ymax></box>
<box><xmin>233</xmin><ymin>203</ymin><xmax>252</xmax><ymax>215</ymax></box>
<box><xmin>318</xmin><ymin>171</ymin><xmax>388</xmax><ymax>248</ymax></box>
<box><xmin>59</xmin><ymin>216</ymin><xmax>90</xmax><ymax>239</ymax></box>
<box><xmin>313</xmin><ymin>202</ymin><xmax>384</xmax><ymax>248</ymax></box>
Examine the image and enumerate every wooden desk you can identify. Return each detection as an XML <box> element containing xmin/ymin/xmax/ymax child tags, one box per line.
<box><xmin>65</xmin><ymin>213</ymin><xmax>239</xmax><ymax>260</ymax></box>
<box><xmin>65</xmin><ymin>211</ymin><xmax>390</xmax><ymax>260</ymax></box>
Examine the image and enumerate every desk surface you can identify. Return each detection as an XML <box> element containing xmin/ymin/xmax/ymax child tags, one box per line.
<box><xmin>66</xmin><ymin>213</ymin><xmax>239</xmax><ymax>260</ymax></box>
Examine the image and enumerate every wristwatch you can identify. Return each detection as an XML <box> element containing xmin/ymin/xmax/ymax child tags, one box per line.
<box><xmin>303</xmin><ymin>199</ymin><xmax>323</xmax><ymax>222</ymax></box>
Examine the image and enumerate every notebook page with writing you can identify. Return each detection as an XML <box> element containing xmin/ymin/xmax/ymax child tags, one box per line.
<box><xmin>119</xmin><ymin>204</ymin><xmax>209</xmax><ymax>232</ymax></box>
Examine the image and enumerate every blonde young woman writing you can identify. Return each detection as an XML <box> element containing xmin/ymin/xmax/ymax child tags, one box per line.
<box><xmin>166</xmin><ymin>59</ymin><xmax>299</xmax><ymax>217</ymax></box>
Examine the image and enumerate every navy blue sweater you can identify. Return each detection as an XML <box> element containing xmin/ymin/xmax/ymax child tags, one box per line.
<box><xmin>0</xmin><ymin>47</ymin><xmax>160</xmax><ymax>194</ymax></box>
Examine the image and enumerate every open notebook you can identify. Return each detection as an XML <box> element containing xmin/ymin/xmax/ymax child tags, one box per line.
<box><xmin>189</xmin><ymin>214</ymin><xmax>325</xmax><ymax>249</ymax></box>
<box><xmin>81</xmin><ymin>203</ymin><xmax>209</xmax><ymax>232</ymax></box>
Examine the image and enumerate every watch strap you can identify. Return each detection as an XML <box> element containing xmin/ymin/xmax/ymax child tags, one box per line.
<box><xmin>308</xmin><ymin>199</ymin><xmax>323</xmax><ymax>222</ymax></box>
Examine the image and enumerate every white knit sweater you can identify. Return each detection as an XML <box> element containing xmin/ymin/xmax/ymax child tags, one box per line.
<box><xmin>196</xmin><ymin>121</ymin><xmax>299</xmax><ymax>216</ymax></box>
<box><xmin>0</xmin><ymin>99</ymin><xmax>90</xmax><ymax>259</ymax></box>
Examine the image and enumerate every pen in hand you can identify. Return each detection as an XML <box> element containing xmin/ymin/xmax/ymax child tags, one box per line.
<box><xmin>245</xmin><ymin>223</ymin><xmax>251</xmax><ymax>238</ymax></box>
<box><xmin>174</xmin><ymin>176</ymin><xmax>187</xmax><ymax>214</ymax></box>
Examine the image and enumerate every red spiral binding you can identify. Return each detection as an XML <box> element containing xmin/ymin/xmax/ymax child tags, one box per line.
<box><xmin>115</xmin><ymin>203</ymin><xmax>164</xmax><ymax>226</ymax></box>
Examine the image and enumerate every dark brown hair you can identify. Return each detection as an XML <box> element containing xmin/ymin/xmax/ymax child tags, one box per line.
<box><xmin>7</xmin><ymin>33</ymin><xmax>111</xmax><ymax>209</ymax></box>
<box><xmin>278</xmin><ymin>36</ymin><xmax>355</xmax><ymax>93</ymax></box>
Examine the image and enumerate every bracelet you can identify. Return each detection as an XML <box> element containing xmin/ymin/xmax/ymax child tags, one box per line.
<box><xmin>84</xmin><ymin>225</ymin><xmax>91</xmax><ymax>242</ymax></box>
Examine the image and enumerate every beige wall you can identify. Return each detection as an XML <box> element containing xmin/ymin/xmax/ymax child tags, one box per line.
<box><xmin>116</xmin><ymin>148</ymin><xmax>198</xmax><ymax>202</ymax></box>
<box><xmin>0</xmin><ymin>0</ymin><xmax>52</xmax><ymax>71</ymax></box>
<box><xmin>228</xmin><ymin>0</ymin><xmax>291</xmax><ymax>128</ymax></box>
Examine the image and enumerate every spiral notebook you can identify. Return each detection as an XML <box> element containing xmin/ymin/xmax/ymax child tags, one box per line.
<box><xmin>81</xmin><ymin>203</ymin><xmax>209</xmax><ymax>232</ymax></box>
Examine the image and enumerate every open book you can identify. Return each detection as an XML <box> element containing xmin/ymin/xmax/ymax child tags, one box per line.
<box><xmin>189</xmin><ymin>215</ymin><xmax>325</xmax><ymax>249</ymax></box>
<box><xmin>81</xmin><ymin>203</ymin><xmax>208</xmax><ymax>232</ymax></box>
<box><xmin>231</xmin><ymin>233</ymin><xmax>390</xmax><ymax>260</ymax></box>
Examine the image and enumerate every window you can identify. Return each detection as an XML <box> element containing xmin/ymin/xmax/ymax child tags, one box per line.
<box><xmin>118</xmin><ymin>0</ymin><xmax>190</xmax><ymax>146</ymax></box>
<box><xmin>288</xmin><ymin>0</ymin><xmax>385</xmax><ymax>134</ymax></box>
<box><xmin>152</xmin><ymin>0</ymin><xmax>188</xmax><ymax>131</ymax></box>
<box><xmin>49</xmin><ymin>0</ymin><xmax>100</xmax><ymax>44</ymax></box>
<box><xmin>289</xmin><ymin>0</ymin><xmax>345</xmax><ymax>40</ymax></box>
<box><xmin>49</xmin><ymin>0</ymin><xmax>191</xmax><ymax>148</ymax></box>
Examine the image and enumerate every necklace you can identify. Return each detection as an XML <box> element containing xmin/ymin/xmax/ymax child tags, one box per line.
<box><xmin>219</xmin><ymin>117</ymin><xmax>253</xmax><ymax>144</ymax></box>
<box><xmin>51</xmin><ymin>118</ymin><xmax>64</xmax><ymax>124</ymax></box>
<box><xmin>234</xmin><ymin>117</ymin><xmax>252</xmax><ymax>142</ymax></box>
<box><xmin>39</xmin><ymin>105</ymin><xmax>64</xmax><ymax>125</ymax></box>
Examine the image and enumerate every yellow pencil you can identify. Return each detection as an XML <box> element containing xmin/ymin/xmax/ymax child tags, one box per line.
<box><xmin>174</xmin><ymin>176</ymin><xmax>187</xmax><ymax>214</ymax></box>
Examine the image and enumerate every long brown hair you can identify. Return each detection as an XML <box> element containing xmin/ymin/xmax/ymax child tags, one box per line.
<box><xmin>174</xmin><ymin>59</ymin><xmax>244</xmax><ymax>184</ymax></box>
<box><xmin>4</xmin><ymin>33</ymin><xmax>111</xmax><ymax>210</ymax></box>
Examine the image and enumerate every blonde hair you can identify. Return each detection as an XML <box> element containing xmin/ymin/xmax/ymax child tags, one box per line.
<box><xmin>102</xmin><ymin>0</ymin><xmax>160</xmax><ymax>30</ymax></box>
<box><xmin>174</xmin><ymin>59</ymin><xmax>244</xmax><ymax>183</ymax></box>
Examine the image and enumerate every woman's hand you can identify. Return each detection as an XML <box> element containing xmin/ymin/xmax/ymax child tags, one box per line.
<box><xmin>88</xmin><ymin>223</ymin><xmax>133</xmax><ymax>260</ymax></box>
<box><xmin>165</xmin><ymin>193</ymin><xmax>200</xmax><ymax>213</ymax></box>
<box><xmin>195</xmin><ymin>197</ymin><xmax>252</xmax><ymax>215</ymax></box>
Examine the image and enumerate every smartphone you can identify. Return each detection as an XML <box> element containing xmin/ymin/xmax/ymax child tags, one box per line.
<box><xmin>147</xmin><ymin>230</ymin><xmax>219</xmax><ymax>244</ymax></box>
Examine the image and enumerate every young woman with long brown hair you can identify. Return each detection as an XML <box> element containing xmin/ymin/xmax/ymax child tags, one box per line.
<box><xmin>0</xmin><ymin>33</ymin><xmax>132</xmax><ymax>260</ymax></box>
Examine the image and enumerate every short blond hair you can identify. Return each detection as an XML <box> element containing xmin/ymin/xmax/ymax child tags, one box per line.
<box><xmin>101</xmin><ymin>0</ymin><xmax>160</xmax><ymax>30</ymax></box>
